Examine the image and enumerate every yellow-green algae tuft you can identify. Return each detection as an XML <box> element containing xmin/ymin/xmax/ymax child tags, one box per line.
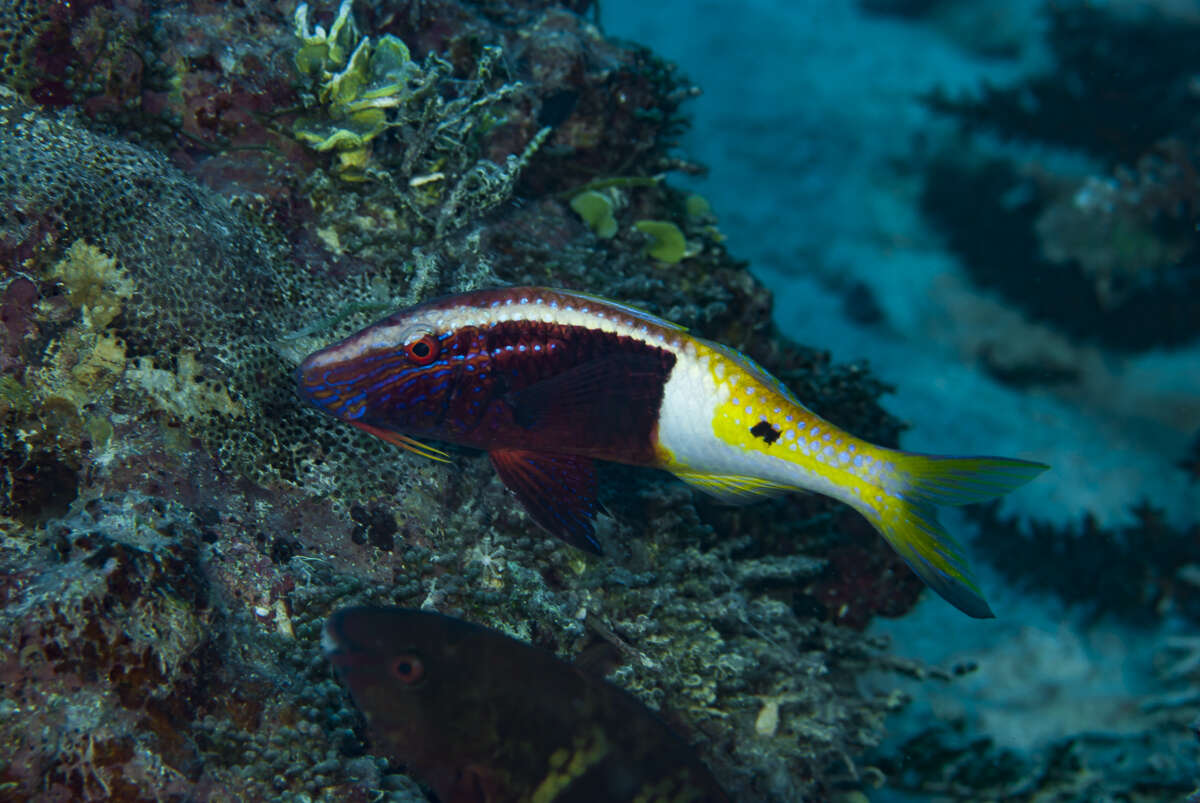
<box><xmin>26</xmin><ymin>241</ymin><xmax>132</xmax><ymax>413</ymax></box>
<box><xmin>634</xmin><ymin>219</ymin><xmax>688</xmax><ymax>263</ymax></box>
<box><xmin>570</xmin><ymin>190</ymin><xmax>619</xmax><ymax>239</ymax></box>
<box><xmin>126</xmin><ymin>351</ymin><xmax>245</xmax><ymax>422</ymax></box>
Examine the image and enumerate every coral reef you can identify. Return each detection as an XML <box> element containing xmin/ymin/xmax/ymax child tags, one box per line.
<box><xmin>0</xmin><ymin>1</ymin><xmax>930</xmax><ymax>801</ymax></box>
<box><xmin>922</xmin><ymin>2</ymin><xmax>1200</xmax><ymax>351</ymax></box>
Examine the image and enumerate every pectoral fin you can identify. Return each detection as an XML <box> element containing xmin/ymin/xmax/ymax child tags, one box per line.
<box><xmin>506</xmin><ymin>353</ymin><xmax>669</xmax><ymax>456</ymax></box>
<box><xmin>489</xmin><ymin>450</ymin><xmax>602</xmax><ymax>554</ymax></box>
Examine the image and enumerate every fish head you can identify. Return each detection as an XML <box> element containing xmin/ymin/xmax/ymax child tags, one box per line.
<box><xmin>323</xmin><ymin>607</ymin><xmax>492</xmax><ymax>765</ymax></box>
<box><xmin>296</xmin><ymin>304</ymin><xmax>456</xmax><ymax>433</ymax></box>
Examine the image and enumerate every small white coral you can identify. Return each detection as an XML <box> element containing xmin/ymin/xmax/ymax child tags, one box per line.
<box><xmin>466</xmin><ymin>535</ymin><xmax>508</xmax><ymax>589</ymax></box>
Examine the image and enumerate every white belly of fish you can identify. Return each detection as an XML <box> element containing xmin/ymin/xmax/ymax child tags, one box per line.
<box><xmin>656</xmin><ymin>354</ymin><xmax>789</xmax><ymax>482</ymax></box>
<box><xmin>655</xmin><ymin>349</ymin><xmax>860</xmax><ymax>506</ymax></box>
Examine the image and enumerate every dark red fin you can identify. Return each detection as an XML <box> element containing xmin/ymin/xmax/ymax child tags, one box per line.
<box><xmin>489</xmin><ymin>450</ymin><xmax>602</xmax><ymax>554</ymax></box>
<box><xmin>507</xmin><ymin>353</ymin><xmax>670</xmax><ymax>462</ymax></box>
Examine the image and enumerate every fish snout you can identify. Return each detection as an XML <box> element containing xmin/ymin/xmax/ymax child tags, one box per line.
<box><xmin>321</xmin><ymin>616</ymin><xmax>346</xmax><ymax>657</ymax></box>
<box><xmin>323</xmin><ymin>610</ymin><xmax>374</xmax><ymax>669</ymax></box>
<box><xmin>296</xmin><ymin>350</ymin><xmax>354</xmax><ymax>418</ymax></box>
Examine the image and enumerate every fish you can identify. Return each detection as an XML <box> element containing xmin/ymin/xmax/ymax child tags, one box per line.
<box><xmin>323</xmin><ymin>606</ymin><xmax>731</xmax><ymax>802</ymax></box>
<box><xmin>297</xmin><ymin>287</ymin><xmax>1047</xmax><ymax>618</ymax></box>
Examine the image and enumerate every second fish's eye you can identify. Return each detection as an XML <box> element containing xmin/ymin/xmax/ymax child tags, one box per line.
<box><xmin>405</xmin><ymin>334</ymin><xmax>439</xmax><ymax>365</ymax></box>
<box><xmin>390</xmin><ymin>653</ymin><xmax>425</xmax><ymax>684</ymax></box>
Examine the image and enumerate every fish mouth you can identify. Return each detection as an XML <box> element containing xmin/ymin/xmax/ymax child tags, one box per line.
<box><xmin>295</xmin><ymin>354</ymin><xmax>332</xmax><ymax>404</ymax></box>
<box><xmin>321</xmin><ymin>618</ymin><xmax>345</xmax><ymax>655</ymax></box>
<box><xmin>322</xmin><ymin>613</ymin><xmax>367</xmax><ymax>669</ymax></box>
<box><xmin>295</xmin><ymin>353</ymin><xmax>357</xmax><ymax>421</ymax></box>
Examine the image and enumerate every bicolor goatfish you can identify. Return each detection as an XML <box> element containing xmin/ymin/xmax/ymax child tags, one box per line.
<box><xmin>298</xmin><ymin>287</ymin><xmax>1047</xmax><ymax>618</ymax></box>
<box><xmin>324</xmin><ymin>606</ymin><xmax>730</xmax><ymax>802</ymax></box>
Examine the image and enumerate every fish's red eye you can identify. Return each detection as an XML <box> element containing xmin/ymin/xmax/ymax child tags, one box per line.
<box><xmin>390</xmin><ymin>653</ymin><xmax>424</xmax><ymax>684</ymax></box>
<box><xmin>405</xmin><ymin>335</ymin><xmax>439</xmax><ymax>365</ymax></box>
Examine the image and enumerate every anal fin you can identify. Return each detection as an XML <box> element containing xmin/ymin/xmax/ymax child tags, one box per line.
<box><xmin>675</xmin><ymin>471</ymin><xmax>794</xmax><ymax>505</ymax></box>
<box><xmin>489</xmin><ymin>450</ymin><xmax>602</xmax><ymax>554</ymax></box>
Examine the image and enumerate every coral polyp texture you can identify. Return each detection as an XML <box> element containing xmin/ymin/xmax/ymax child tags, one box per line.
<box><xmin>0</xmin><ymin>2</ymin><xmax>925</xmax><ymax>801</ymax></box>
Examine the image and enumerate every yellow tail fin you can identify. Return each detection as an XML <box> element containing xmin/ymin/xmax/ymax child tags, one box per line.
<box><xmin>864</xmin><ymin>454</ymin><xmax>1048</xmax><ymax>618</ymax></box>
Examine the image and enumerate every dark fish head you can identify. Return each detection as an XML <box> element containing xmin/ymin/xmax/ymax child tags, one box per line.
<box><xmin>323</xmin><ymin>605</ymin><xmax>470</xmax><ymax>708</ymax></box>
<box><xmin>296</xmin><ymin>303</ymin><xmax>455</xmax><ymax>431</ymax></box>
<box><xmin>322</xmin><ymin>607</ymin><xmax>489</xmax><ymax>772</ymax></box>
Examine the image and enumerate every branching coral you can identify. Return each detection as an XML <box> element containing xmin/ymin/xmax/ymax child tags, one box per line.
<box><xmin>1035</xmin><ymin>138</ymin><xmax>1200</xmax><ymax>309</ymax></box>
<box><xmin>923</xmin><ymin>3</ymin><xmax>1200</xmax><ymax>349</ymax></box>
<box><xmin>1179</xmin><ymin>430</ymin><xmax>1200</xmax><ymax>484</ymax></box>
<box><xmin>972</xmin><ymin>500</ymin><xmax>1200</xmax><ymax>623</ymax></box>
<box><xmin>927</xmin><ymin>4</ymin><xmax>1200</xmax><ymax>165</ymax></box>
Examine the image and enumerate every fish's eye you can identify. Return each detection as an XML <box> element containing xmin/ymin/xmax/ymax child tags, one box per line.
<box><xmin>405</xmin><ymin>334</ymin><xmax>440</xmax><ymax>366</ymax></box>
<box><xmin>390</xmin><ymin>653</ymin><xmax>425</xmax><ymax>685</ymax></box>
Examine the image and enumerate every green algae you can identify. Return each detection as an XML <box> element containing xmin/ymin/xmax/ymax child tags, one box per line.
<box><xmin>634</xmin><ymin>218</ymin><xmax>688</xmax><ymax>263</ymax></box>
<box><xmin>292</xmin><ymin>2</ymin><xmax>422</xmax><ymax>177</ymax></box>
<box><xmin>570</xmin><ymin>190</ymin><xmax>619</xmax><ymax>238</ymax></box>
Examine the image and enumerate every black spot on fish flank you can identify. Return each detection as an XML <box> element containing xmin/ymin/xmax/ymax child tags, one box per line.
<box><xmin>751</xmin><ymin>420</ymin><xmax>781</xmax><ymax>445</ymax></box>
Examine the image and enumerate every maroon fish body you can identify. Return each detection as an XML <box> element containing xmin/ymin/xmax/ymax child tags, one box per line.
<box><xmin>324</xmin><ymin>606</ymin><xmax>730</xmax><ymax>803</ymax></box>
<box><xmin>297</xmin><ymin>287</ymin><xmax>680</xmax><ymax>551</ymax></box>
<box><xmin>297</xmin><ymin>287</ymin><xmax>676</xmax><ymax>462</ymax></box>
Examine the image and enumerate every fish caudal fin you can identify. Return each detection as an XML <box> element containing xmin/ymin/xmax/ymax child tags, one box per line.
<box><xmin>864</xmin><ymin>454</ymin><xmax>1048</xmax><ymax>619</ymax></box>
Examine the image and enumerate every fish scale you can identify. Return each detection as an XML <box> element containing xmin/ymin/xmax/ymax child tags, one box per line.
<box><xmin>298</xmin><ymin>286</ymin><xmax>1048</xmax><ymax>617</ymax></box>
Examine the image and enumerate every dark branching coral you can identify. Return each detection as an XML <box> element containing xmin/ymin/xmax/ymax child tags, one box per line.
<box><xmin>928</xmin><ymin>5</ymin><xmax>1199</xmax><ymax>164</ymax></box>
<box><xmin>872</xmin><ymin>719</ymin><xmax>1199</xmax><ymax>801</ymax></box>
<box><xmin>1180</xmin><ymin>430</ymin><xmax>1200</xmax><ymax>484</ymax></box>
<box><xmin>920</xmin><ymin>152</ymin><xmax>1200</xmax><ymax>351</ymax></box>
<box><xmin>922</xmin><ymin>3</ymin><xmax>1200</xmax><ymax>351</ymax></box>
<box><xmin>971</xmin><ymin>501</ymin><xmax>1200</xmax><ymax>624</ymax></box>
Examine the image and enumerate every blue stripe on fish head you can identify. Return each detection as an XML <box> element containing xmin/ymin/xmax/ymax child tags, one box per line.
<box><xmin>297</xmin><ymin>327</ymin><xmax>462</xmax><ymax>433</ymax></box>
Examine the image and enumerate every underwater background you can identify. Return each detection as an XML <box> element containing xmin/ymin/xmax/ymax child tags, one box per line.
<box><xmin>0</xmin><ymin>0</ymin><xmax>1196</xmax><ymax>800</ymax></box>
